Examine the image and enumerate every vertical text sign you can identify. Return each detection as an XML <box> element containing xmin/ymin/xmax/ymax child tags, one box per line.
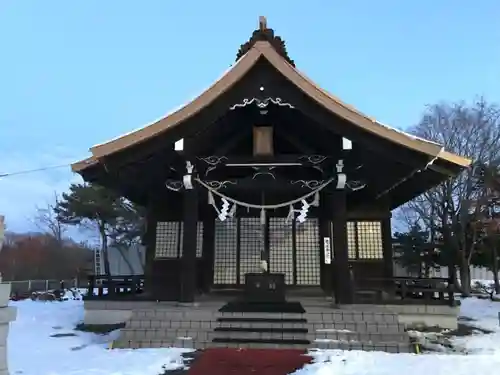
<box><xmin>323</xmin><ymin>237</ymin><xmax>332</xmax><ymax>264</ymax></box>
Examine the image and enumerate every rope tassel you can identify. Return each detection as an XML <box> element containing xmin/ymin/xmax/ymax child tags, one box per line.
<box><xmin>198</xmin><ymin>177</ymin><xmax>334</xmax><ymax>224</ymax></box>
<box><xmin>196</xmin><ymin>177</ymin><xmax>333</xmax><ymax>210</ymax></box>
<box><xmin>260</xmin><ymin>208</ymin><xmax>266</xmax><ymax>225</ymax></box>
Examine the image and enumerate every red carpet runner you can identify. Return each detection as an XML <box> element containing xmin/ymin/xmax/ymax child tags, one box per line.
<box><xmin>186</xmin><ymin>348</ymin><xmax>312</xmax><ymax>375</ymax></box>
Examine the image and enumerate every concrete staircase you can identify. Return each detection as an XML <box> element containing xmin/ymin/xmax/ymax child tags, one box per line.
<box><xmin>112</xmin><ymin>307</ymin><xmax>216</xmax><ymax>349</ymax></box>
<box><xmin>112</xmin><ymin>305</ymin><xmax>412</xmax><ymax>353</ymax></box>
<box><xmin>307</xmin><ymin>309</ymin><xmax>411</xmax><ymax>352</ymax></box>
<box><xmin>213</xmin><ymin>312</ymin><xmax>310</xmax><ymax>349</ymax></box>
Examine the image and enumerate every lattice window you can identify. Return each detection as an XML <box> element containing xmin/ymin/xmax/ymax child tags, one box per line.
<box><xmin>347</xmin><ymin>222</ymin><xmax>357</xmax><ymax>259</ymax></box>
<box><xmin>295</xmin><ymin>219</ymin><xmax>320</xmax><ymax>285</ymax></box>
<box><xmin>213</xmin><ymin>219</ymin><xmax>238</xmax><ymax>284</ymax></box>
<box><xmin>347</xmin><ymin>221</ymin><xmax>384</xmax><ymax>260</ymax></box>
<box><xmin>269</xmin><ymin>218</ymin><xmax>294</xmax><ymax>285</ymax></box>
<box><xmin>356</xmin><ymin>221</ymin><xmax>383</xmax><ymax>259</ymax></box>
<box><xmin>155</xmin><ymin>222</ymin><xmax>179</xmax><ymax>258</ymax></box>
<box><xmin>179</xmin><ymin>222</ymin><xmax>204</xmax><ymax>258</ymax></box>
<box><xmin>239</xmin><ymin>218</ymin><xmax>264</xmax><ymax>284</ymax></box>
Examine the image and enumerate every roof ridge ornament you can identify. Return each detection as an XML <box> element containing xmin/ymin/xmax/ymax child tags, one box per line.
<box><xmin>229</xmin><ymin>97</ymin><xmax>294</xmax><ymax>111</ymax></box>
<box><xmin>236</xmin><ymin>16</ymin><xmax>295</xmax><ymax>67</ymax></box>
<box><xmin>259</xmin><ymin>16</ymin><xmax>267</xmax><ymax>31</ymax></box>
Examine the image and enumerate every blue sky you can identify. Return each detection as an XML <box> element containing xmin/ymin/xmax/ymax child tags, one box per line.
<box><xmin>1</xmin><ymin>0</ymin><xmax>499</xmax><ymax>234</ymax></box>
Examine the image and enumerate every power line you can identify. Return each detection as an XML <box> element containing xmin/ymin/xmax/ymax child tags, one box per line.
<box><xmin>0</xmin><ymin>163</ymin><xmax>71</xmax><ymax>178</ymax></box>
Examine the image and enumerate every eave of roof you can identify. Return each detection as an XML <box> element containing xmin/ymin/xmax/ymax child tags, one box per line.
<box><xmin>71</xmin><ymin>156</ymin><xmax>98</xmax><ymax>172</ymax></box>
<box><xmin>72</xmin><ymin>41</ymin><xmax>471</xmax><ymax>173</ymax></box>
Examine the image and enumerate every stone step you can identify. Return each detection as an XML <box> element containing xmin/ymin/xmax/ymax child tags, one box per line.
<box><xmin>312</xmin><ymin>329</ymin><xmax>409</xmax><ymax>344</ymax></box>
<box><xmin>217</xmin><ymin>318</ymin><xmax>307</xmax><ymax>330</ymax></box>
<box><xmin>130</xmin><ymin>310</ymin><xmax>215</xmax><ymax>321</ymax></box>
<box><xmin>309</xmin><ymin>322</ymin><xmax>406</xmax><ymax>333</ymax></box>
<box><xmin>209</xmin><ymin>341</ymin><xmax>310</xmax><ymax>349</ymax></box>
<box><xmin>113</xmin><ymin>337</ymin><xmax>195</xmax><ymax>349</ymax></box>
<box><xmin>120</xmin><ymin>328</ymin><xmax>213</xmax><ymax>341</ymax></box>
<box><xmin>114</xmin><ymin>337</ymin><xmax>310</xmax><ymax>350</ymax></box>
<box><xmin>213</xmin><ymin>327</ymin><xmax>308</xmax><ymax>341</ymax></box>
<box><xmin>306</xmin><ymin>312</ymin><xmax>399</xmax><ymax>323</ymax></box>
<box><xmin>127</xmin><ymin>319</ymin><xmax>216</xmax><ymax>329</ymax></box>
<box><xmin>212</xmin><ymin>337</ymin><xmax>311</xmax><ymax>347</ymax></box>
<box><xmin>218</xmin><ymin>312</ymin><xmax>306</xmax><ymax>320</ymax></box>
<box><xmin>311</xmin><ymin>339</ymin><xmax>412</xmax><ymax>353</ymax></box>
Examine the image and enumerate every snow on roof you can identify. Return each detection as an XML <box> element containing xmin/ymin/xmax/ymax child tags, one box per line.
<box><xmin>375</xmin><ymin>120</ymin><xmax>442</xmax><ymax>147</ymax></box>
<box><xmin>91</xmin><ymin>55</ymin><xmax>248</xmax><ymax>149</ymax></box>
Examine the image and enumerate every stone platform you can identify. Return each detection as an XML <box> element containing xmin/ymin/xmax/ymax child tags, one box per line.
<box><xmin>83</xmin><ymin>296</ymin><xmax>458</xmax><ymax>353</ymax></box>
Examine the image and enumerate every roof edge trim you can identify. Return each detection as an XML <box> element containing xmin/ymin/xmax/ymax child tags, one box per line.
<box><xmin>90</xmin><ymin>48</ymin><xmax>262</xmax><ymax>159</ymax></box>
<box><xmin>81</xmin><ymin>40</ymin><xmax>470</xmax><ymax>171</ymax></box>
<box><xmin>71</xmin><ymin>156</ymin><xmax>98</xmax><ymax>173</ymax></box>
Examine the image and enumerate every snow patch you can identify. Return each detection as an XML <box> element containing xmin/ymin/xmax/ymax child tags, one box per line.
<box><xmin>316</xmin><ymin>328</ymin><xmax>353</xmax><ymax>333</ymax></box>
<box><xmin>6</xmin><ymin>294</ymin><xmax>500</xmax><ymax>375</ymax></box>
<box><xmin>295</xmin><ymin>297</ymin><xmax>500</xmax><ymax>375</ymax></box>
<box><xmin>8</xmin><ymin>299</ymin><xmax>191</xmax><ymax>375</ymax></box>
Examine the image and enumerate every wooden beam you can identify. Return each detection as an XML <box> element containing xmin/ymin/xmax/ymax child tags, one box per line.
<box><xmin>274</xmin><ymin>127</ymin><xmax>316</xmax><ymax>154</ymax></box>
<box><xmin>197</xmin><ymin>154</ymin><xmax>333</xmax><ymax>167</ymax></box>
<box><xmin>197</xmin><ymin>176</ymin><xmax>334</xmax><ymax>192</ymax></box>
<box><xmin>428</xmin><ymin>163</ymin><xmax>459</xmax><ymax>177</ymax></box>
<box><xmin>208</xmin><ymin>127</ymin><xmax>253</xmax><ymax>155</ymax></box>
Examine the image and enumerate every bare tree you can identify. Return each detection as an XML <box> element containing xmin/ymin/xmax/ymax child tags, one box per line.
<box><xmin>401</xmin><ymin>98</ymin><xmax>500</xmax><ymax>295</ymax></box>
<box><xmin>33</xmin><ymin>192</ymin><xmax>66</xmax><ymax>244</ymax></box>
<box><xmin>473</xmin><ymin>163</ymin><xmax>500</xmax><ymax>294</ymax></box>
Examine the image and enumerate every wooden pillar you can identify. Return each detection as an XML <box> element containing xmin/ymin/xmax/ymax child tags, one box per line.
<box><xmin>201</xmin><ymin>213</ymin><xmax>215</xmax><ymax>293</ymax></box>
<box><xmin>179</xmin><ymin>184</ymin><xmax>198</xmax><ymax>302</ymax></box>
<box><xmin>143</xmin><ymin>208</ymin><xmax>157</xmax><ymax>295</ymax></box>
<box><xmin>332</xmin><ymin>189</ymin><xmax>353</xmax><ymax>304</ymax></box>
<box><xmin>381</xmin><ymin>217</ymin><xmax>394</xmax><ymax>279</ymax></box>
<box><xmin>179</xmin><ymin>137</ymin><xmax>199</xmax><ymax>303</ymax></box>
<box><xmin>319</xmin><ymin>192</ymin><xmax>333</xmax><ymax>296</ymax></box>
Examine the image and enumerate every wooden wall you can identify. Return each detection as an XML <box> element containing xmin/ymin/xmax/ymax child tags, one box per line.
<box><xmin>142</xmin><ymin>191</ymin><xmax>394</xmax><ymax>301</ymax></box>
<box><xmin>347</xmin><ymin>201</ymin><xmax>392</xmax><ymax>290</ymax></box>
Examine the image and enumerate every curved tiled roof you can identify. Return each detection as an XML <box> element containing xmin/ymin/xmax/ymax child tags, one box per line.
<box><xmin>72</xmin><ymin>39</ymin><xmax>471</xmax><ymax>172</ymax></box>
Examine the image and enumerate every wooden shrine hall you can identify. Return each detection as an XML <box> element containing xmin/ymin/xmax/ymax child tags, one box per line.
<box><xmin>72</xmin><ymin>17</ymin><xmax>471</xmax><ymax>306</ymax></box>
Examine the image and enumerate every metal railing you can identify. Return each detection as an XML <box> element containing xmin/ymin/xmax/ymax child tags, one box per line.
<box><xmin>7</xmin><ymin>279</ymin><xmax>86</xmax><ymax>295</ymax></box>
<box><xmin>84</xmin><ymin>275</ymin><xmax>145</xmax><ymax>300</ymax></box>
<box><xmin>353</xmin><ymin>276</ymin><xmax>457</xmax><ymax>306</ymax></box>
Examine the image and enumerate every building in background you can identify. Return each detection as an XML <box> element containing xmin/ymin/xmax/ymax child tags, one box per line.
<box><xmin>0</xmin><ymin>216</ymin><xmax>5</xmax><ymax>251</ymax></box>
<box><xmin>107</xmin><ymin>244</ymin><xmax>145</xmax><ymax>276</ymax></box>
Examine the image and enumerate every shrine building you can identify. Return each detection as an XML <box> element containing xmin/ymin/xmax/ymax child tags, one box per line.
<box><xmin>72</xmin><ymin>17</ymin><xmax>471</xmax><ymax>307</ymax></box>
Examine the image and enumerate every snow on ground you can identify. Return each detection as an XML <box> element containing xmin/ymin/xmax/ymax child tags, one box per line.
<box><xmin>6</xmin><ymin>291</ymin><xmax>500</xmax><ymax>375</ymax></box>
<box><xmin>8</xmin><ymin>295</ymin><xmax>191</xmax><ymax>375</ymax></box>
<box><xmin>451</xmin><ymin>297</ymin><xmax>500</xmax><ymax>354</ymax></box>
<box><xmin>295</xmin><ymin>297</ymin><xmax>500</xmax><ymax>375</ymax></box>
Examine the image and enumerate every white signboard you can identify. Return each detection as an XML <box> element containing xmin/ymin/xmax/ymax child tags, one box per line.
<box><xmin>323</xmin><ymin>237</ymin><xmax>332</xmax><ymax>264</ymax></box>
